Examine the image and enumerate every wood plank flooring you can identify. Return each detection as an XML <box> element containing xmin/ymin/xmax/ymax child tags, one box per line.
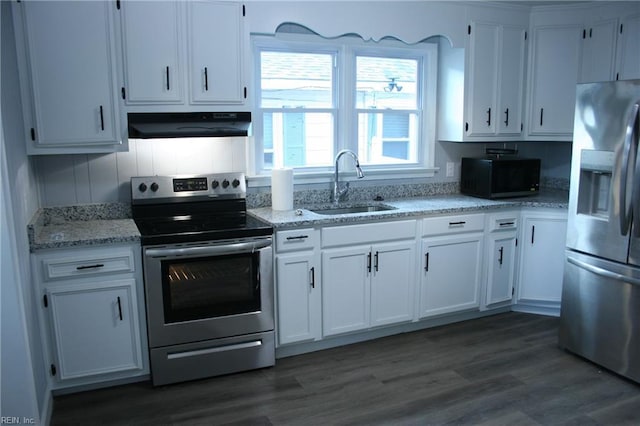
<box><xmin>51</xmin><ymin>313</ymin><xmax>640</xmax><ymax>425</ymax></box>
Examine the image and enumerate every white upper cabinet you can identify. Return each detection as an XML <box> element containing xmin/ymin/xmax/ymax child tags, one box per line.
<box><xmin>438</xmin><ymin>6</ymin><xmax>527</xmax><ymax>142</ymax></box>
<box><xmin>120</xmin><ymin>1</ymin><xmax>183</xmax><ymax>104</ymax></box>
<box><xmin>13</xmin><ymin>1</ymin><xmax>125</xmax><ymax>154</ymax></box>
<box><xmin>118</xmin><ymin>1</ymin><xmax>246</xmax><ymax>109</ymax></box>
<box><xmin>616</xmin><ymin>13</ymin><xmax>640</xmax><ymax>80</ymax></box>
<box><xmin>526</xmin><ymin>21</ymin><xmax>582</xmax><ymax>139</ymax></box>
<box><xmin>579</xmin><ymin>18</ymin><xmax>619</xmax><ymax>83</ymax></box>
<box><xmin>188</xmin><ymin>1</ymin><xmax>246</xmax><ymax>104</ymax></box>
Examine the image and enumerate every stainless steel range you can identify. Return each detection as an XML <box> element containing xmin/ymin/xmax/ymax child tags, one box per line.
<box><xmin>131</xmin><ymin>172</ymin><xmax>274</xmax><ymax>386</ymax></box>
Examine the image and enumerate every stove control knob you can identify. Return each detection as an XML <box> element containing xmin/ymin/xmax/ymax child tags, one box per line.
<box><xmin>211</xmin><ymin>180</ymin><xmax>219</xmax><ymax>189</ymax></box>
<box><xmin>138</xmin><ymin>182</ymin><xmax>148</xmax><ymax>192</ymax></box>
<box><xmin>150</xmin><ymin>182</ymin><xmax>159</xmax><ymax>192</ymax></box>
<box><xmin>222</xmin><ymin>179</ymin><xmax>230</xmax><ymax>189</ymax></box>
<box><xmin>232</xmin><ymin>178</ymin><xmax>240</xmax><ymax>188</ymax></box>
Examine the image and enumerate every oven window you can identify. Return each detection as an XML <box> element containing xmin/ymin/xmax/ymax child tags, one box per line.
<box><xmin>161</xmin><ymin>252</ymin><xmax>260</xmax><ymax>323</ymax></box>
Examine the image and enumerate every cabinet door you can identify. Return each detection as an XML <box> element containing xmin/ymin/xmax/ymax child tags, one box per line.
<box><xmin>466</xmin><ymin>21</ymin><xmax>499</xmax><ymax>137</ymax></box>
<box><xmin>486</xmin><ymin>232</ymin><xmax>517</xmax><ymax>306</ymax></box>
<box><xmin>518</xmin><ymin>216</ymin><xmax>568</xmax><ymax>302</ymax></box>
<box><xmin>579</xmin><ymin>19</ymin><xmax>618</xmax><ymax>83</ymax></box>
<box><xmin>420</xmin><ymin>234</ymin><xmax>483</xmax><ymax>318</ymax></box>
<box><xmin>497</xmin><ymin>25</ymin><xmax>526</xmax><ymax>136</ymax></box>
<box><xmin>322</xmin><ymin>246</ymin><xmax>370</xmax><ymax>336</ymax></box>
<box><xmin>188</xmin><ymin>1</ymin><xmax>245</xmax><ymax>103</ymax></box>
<box><xmin>616</xmin><ymin>14</ymin><xmax>640</xmax><ymax>80</ymax></box>
<box><xmin>370</xmin><ymin>241</ymin><xmax>415</xmax><ymax>327</ymax></box>
<box><xmin>276</xmin><ymin>252</ymin><xmax>320</xmax><ymax>345</ymax></box>
<box><xmin>47</xmin><ymin>279</ymin><xmax>142</xmax><ymax>380</ymax></box>
<box><xmin>528</xmin><ymin>24</ymin><xmax>582</xmax><ymax>136</ymax></box>
<box><xmin>19</xmin><ymin>1</ymin><xmax>121</xmax><ymax>149</ymax></box>
<box><xmin>120</xmin><ymin>1</ymin><xmax>183</xmax><ymax>104</ymax></box>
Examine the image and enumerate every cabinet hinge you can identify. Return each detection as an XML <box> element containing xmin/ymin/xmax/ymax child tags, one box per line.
<box><xmin>468</xmin><ymin>25</ymin><xmax>471</xmax><ymax>35</ymax></box>
<box><xmin>116</xmin><ymin>0</ymin><xmax>120</xmax><ymax>10</ymax></box>
<box><xmin>43</xmin><ymin>294</ymin><xmax>48</xmax><ymax>308</ymax></box>
<box><xmin>121</xmin><ymin>87</ymin><xmax>126</xmax><ymax>100</ymax></box>
<box><xmin>50</xmin><ymin>364</ymin><xmax>57</xmax><ymax>377</ymax></box>
<box><xmin>242</xmin><ymin>4</ymin><xmax>246</xmax><ymax>16</ymax></box>
<box><xmin>244</xmin><ymin>87</ymin><xmax>247</xmax><ymax>99</ymax></box>
<box><xmin>30</xmin><ymin>128</ymin><xmax>36</xmax><ymax>141</ymax></box>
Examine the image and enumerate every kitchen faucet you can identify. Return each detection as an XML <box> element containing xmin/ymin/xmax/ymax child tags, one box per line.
<box><xmin>333</xmin><ymin>149</ymin><xmax>365</xmax><ymax>203</ymax></box>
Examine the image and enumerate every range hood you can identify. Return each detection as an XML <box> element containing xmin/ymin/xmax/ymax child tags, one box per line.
<box><xmin>128</xmin><ymin>112</ymin><xmax>251</xmax><ymax>139</ymax></box>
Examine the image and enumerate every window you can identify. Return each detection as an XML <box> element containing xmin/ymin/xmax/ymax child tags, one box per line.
<box><xmin>253</xmin><ymin>33</ymin><xmax>437</xmax><ymax>179</ymax></box>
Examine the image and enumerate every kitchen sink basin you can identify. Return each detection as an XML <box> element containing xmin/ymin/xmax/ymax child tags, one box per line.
<box><xmin>310</xmin><ymin>204</ymin><xmax>397</xmax><ymax>215</ymax></box>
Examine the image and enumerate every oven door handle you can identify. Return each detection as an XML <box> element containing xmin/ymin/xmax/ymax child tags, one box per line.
<box><xmin>145</xmin><ymin>239</ymin><xmax>271</xmax><ymax>258</ymax></box>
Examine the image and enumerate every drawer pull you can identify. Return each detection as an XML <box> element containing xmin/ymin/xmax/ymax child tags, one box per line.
<box><xmin>499</xmin><ymin>222</ymin><xmax>515</xmax><ymax>227</ymax></box>
<box><xmin>76</xmin><ymin>263</ymin><xmax>105</xmax><ymax>271</ymax></box>
<box><xmin>286</xmin><ymin>235</ymin><xmax>309</xmax><ymax>241</ymax></box>
<box><xmin>449</xmin><ymin>221</ymin><xmax>466</xmax><ymax>226</ymax></box>
<box><xmin>117</xmin><ymin>296</ymin><xmax>123</xmax><ymax>321</ymax></box>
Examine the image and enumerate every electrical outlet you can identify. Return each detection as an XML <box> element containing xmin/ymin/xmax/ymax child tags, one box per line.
<box><xmin>446</xmin><ymin>162</ymin><xmax>455</xmax><ymax>177</ymax></box>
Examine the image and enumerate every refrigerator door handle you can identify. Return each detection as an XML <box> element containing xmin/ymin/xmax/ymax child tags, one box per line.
<box><xmin>567</xmin><ymin>255</ymin><xmax>640</xmax><ymax>287</ymax></box>
<box><xmin>619</xmin><ymin>102</ymin><xmax>640</xmax><ymax>236</ymax></box>
<box><xmin>628</xmin><ymin>102</ymin><xmax>640</xmax><ymax>237</ymax></box>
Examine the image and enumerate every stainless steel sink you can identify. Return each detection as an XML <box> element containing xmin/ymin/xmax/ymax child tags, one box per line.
<box><xmin>310</xmin><ymin>204</ymin><xmax>396</xmax><ymax>215</ymax></box>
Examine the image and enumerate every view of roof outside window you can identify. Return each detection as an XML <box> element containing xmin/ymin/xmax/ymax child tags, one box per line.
<box><xmin>259</xmin><ymin>48</ymin><xmax>420</xmax><ymax>171</ymax></box>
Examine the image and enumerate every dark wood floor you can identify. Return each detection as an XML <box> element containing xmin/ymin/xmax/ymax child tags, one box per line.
<box><xmin>52</xmin><ymin>313</ymin><xmax>640</xmax><ymax>425</ymax></box>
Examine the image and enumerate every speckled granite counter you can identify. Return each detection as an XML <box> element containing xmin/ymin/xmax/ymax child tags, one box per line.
<box><xmin>28</xmin><ymin>203</ymin><xmax>140</xmax><ymax>251</ymax></box>
<box><xmin>249</xmin><ymin>190</ymin><xmax>569</xmax><ymax>229</ymax></box>
<box><xmin>27</xmin><ymin>191</ymin><xmax>567</xmax><ymax>250</ymax></box>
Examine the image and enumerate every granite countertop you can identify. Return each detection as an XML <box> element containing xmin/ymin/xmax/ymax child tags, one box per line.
<box><xmin>249</xmin><ymin>190</ymin><xmax>569</xmax><ymax>229</ymax></box>
<box><xmin>27</xmin><ymin>191</ymin><xmax>568</xmax><ymax>251</ymax></box>
<box><xmin>28</xmin><ymin>203</ymin><xmax>140</xmax><ymax>252</ymax></box>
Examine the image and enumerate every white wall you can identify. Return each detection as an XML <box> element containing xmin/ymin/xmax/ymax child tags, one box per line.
<box><xmin>1</xmin><ymin>1</ymin><xmax>48</xmax><ymax>420</ymax></box>
<box><xmin>35</xmin><ymin>137</ymin><xmax>247</xmax><ymax>207</ymax></box>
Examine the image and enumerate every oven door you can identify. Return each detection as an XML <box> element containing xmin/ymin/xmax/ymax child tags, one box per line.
<box><xmin>143</xmin><ymin>237</ymin><xmax>273</xmax><ymax>348</ymax></box>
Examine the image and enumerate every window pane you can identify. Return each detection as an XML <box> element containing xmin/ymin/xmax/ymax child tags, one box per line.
<box><xmin>357</xmin><ymin>112</ymin><xmax>418</xmax><ymax>165</ymax></box>
<box><xmin>260</xmin><ymin>51</ymin><xmax>334</xmax><ymax>108</ymax></box>
<box><xmin>263</xmin><ymin>112</ymin><xmax>334</xmax><ymax>169</ymax></box>
<box><xmin>356</xmin><ymin>56</ymin><xmax>418</xmax><ymax>110</ymax></box>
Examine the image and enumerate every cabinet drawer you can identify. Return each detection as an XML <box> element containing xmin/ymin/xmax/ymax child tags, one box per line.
<box><xmin>488</xmin><ymin>212</ymin><xmax>519</xmax><ymax>232</ymax></box>
<box><xmin>322</xmin><ymin>220</ymin><xmax>416</xmax><ymax>247</ymax></box>
<box><xmin>422</xmin><ymin>214</ymin><xmax>485</xmax><ymax>236</ymax></box>
<box><xmin>276</xmin><ymin>228</ymin><xmax>319</xmax><ymax>252</ymax></box>
<box><xmin>40</xmin><ymin>248</ymin><xmax>136</xmax><ymax>282</ymax></box>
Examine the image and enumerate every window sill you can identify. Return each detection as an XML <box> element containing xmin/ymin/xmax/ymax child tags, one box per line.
<box><xmin>247</xmin><ymin>167</ymin><xmax>438</xmax><ymax>188</ymax></box>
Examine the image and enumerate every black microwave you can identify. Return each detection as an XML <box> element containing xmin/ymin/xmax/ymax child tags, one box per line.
<box><xmin>460</xmin><ymin>156</ymin><xmax>541</xmax><ymax>199</ymax></box>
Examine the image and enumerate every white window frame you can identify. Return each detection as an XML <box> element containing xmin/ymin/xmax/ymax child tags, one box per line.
<box><xmin>250</xmin><ymin>33</ymin><xmax>438</xmax><ymax>186</ymax></box>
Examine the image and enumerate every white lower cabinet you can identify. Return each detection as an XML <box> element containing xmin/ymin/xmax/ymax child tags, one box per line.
<box><xmin>419</xmin><ymin>214</ymin><xmax>485</xmax><ymax>318</ymax></box>
<box><xmin>516</xmin><ymin>210</ymin><xmax>568</xmax><ymax>309</ymax></box>
<box><xmin>483</xmin><ymin>212</ymin><xmax>519</xmax><ymax>309</ymax></box>
<box><xmin>321</xmin><ymin>220</ymin><xmax>417</xmax><ymax>337</ymax></box>
<box><xmin>32</xmin><ymin>244</ymin><xmax>148</xmax><ymax>388</ymax></box>
<box><xmin>46</xmin><ymin>279</ymin><xmax>142</xmax><ymax>380</ymax></box>
<box><xmin>275</xmin><ymin>228</ymin><xmax>321</xmax><ymax>346</ymax></box>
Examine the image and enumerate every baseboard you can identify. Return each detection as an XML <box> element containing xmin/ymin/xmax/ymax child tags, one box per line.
<box><xmin>276</xmin><ymin>307</ymin><xmax>511</xmax><ymax>359</ymax></box>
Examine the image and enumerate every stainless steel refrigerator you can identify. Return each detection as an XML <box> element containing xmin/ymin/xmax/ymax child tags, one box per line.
<box><xmin>559</xmin><ymin>79</ymin><xmax>640</xmax><ymax>383</ymax></box>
